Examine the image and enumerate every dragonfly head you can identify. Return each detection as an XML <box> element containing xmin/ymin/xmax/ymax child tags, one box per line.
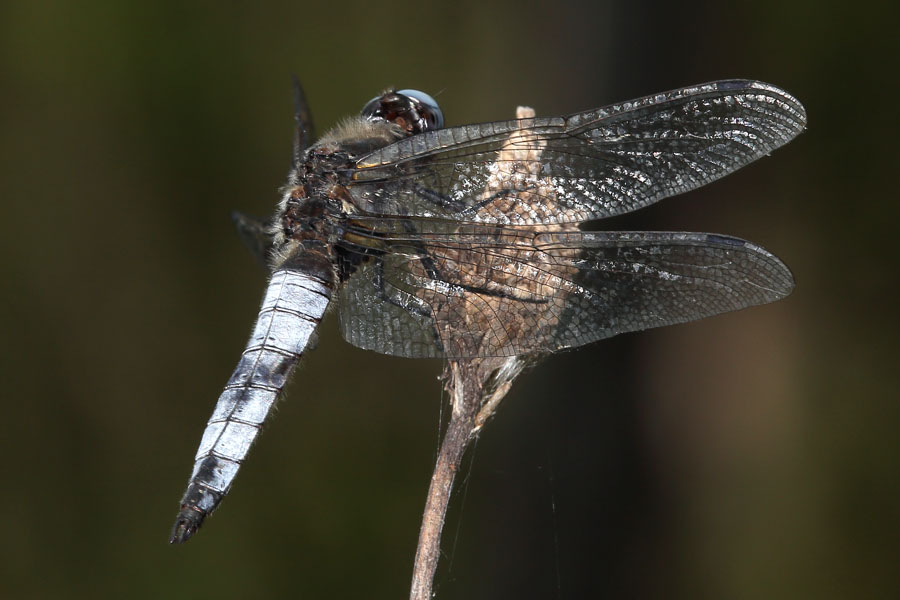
<box><xmin>361</xmin><ymin>89</ymin><xmax>444</xmax><ymax>135</ymax></box>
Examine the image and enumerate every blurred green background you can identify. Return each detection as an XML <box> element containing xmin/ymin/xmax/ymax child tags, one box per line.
<box><xmin>2</xmin><ymin>1</ymin><xmax>897</xmax><ymax>598</ymax></box>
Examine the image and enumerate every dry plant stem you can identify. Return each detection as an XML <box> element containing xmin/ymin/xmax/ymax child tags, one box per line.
<box><xmin>409</xmin><ymin>361</ymin><xmax>481</xmax><ymax>600</ymax></box>
<box><xmin>409</xmin><ymin>357</ymin><xmax>535</xmax><ymax>600</ymax></box>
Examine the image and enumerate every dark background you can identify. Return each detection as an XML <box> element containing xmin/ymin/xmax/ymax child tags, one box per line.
<box><xmin>2</xmin><ymin>1</ymin><xmax>897</xmax><ymax>598</ymax></box>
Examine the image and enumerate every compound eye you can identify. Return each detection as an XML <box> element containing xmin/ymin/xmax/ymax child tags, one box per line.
<box><xmin>360</xmin><ymin>92</ymin><xmax>408</xmax><ymax>121</ymax></box>
<box><xmin>361</xmin><ymin>89</ymin><xmax>444</xmax><ymax>135</ymax></box>
<box><xmin>396</xmin><ymin>89</ymin><xmax>443</xmax><ymax>130</ymax></box>
<box><xmin>360</xmin><ymin>95</ymin><xmax>383</xmax><ymax>121</ymax></box>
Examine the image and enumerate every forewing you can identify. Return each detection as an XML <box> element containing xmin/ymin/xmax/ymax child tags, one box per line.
<box><xmin>349</xmin><ymin>80</ymin><xmax>806</xmax><ymax>225</ymax></box>
<box><xmin>337</xmin><ymin>224</ymin><xmax>794</xmax><ymax>358</ymax></box>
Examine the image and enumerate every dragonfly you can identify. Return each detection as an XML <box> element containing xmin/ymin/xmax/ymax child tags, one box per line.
<box><xmin>171</xmin><ymin>79</ymin><xmax>806</xmax><ymax>543</ymax></box>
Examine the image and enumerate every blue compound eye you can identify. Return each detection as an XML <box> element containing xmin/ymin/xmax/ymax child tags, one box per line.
<box><xmin>395</xmin><ymin>89</ymin><xmax>443</xmax><ymax>129</ymax></box>
<box><xmin>361</xmin><ymin>89</ymin><xmax>444</xmax><ymax>134</ymax></box>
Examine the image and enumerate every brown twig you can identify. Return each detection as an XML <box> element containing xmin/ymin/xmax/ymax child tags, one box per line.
<box><xmin>408</xmin><ymin>362</ymin><xmax>479</xmax><ymax>600</ymax></box>
<box><xmin>409</xmin><ymin>357</ymin><xmax>535</xmax><ymax>600</ymax></box>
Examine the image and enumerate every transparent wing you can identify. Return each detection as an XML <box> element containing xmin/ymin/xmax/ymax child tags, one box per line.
<box><xmin>337</xmin><ymin>223</ymin><xmax>794</xmax><ymax>358</ymax></box>
<box><xmin>348</xmin><ymin>80</ymin><xmax>806</xmax><ymax>225</ymax></box>
<box><xmin>231</xmin><ymin>211</ymin><xmax>275</xmax><ymax>267</ymax></box>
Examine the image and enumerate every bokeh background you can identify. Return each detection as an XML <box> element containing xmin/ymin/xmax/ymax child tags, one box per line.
<box><xmin>2</xmin><ymin>1</ymin><xmax>898</xmax><ymax>598</ymax></box>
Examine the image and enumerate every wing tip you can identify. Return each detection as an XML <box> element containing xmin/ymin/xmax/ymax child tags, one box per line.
<box><xmin>713</xmin><ymin>79</ymin><xmax>808</xmax><ymax>132</ymax></box>
<box><xmin>703</xmin><ymin>233</ymin><xmax>796</xmax><ymax>300</ymax></box>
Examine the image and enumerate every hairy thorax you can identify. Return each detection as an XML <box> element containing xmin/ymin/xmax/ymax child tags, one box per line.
<box><xmin>271</xmin><ymin>117</ymin><xmax>404</xmax><ymax>274</ymax></box>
